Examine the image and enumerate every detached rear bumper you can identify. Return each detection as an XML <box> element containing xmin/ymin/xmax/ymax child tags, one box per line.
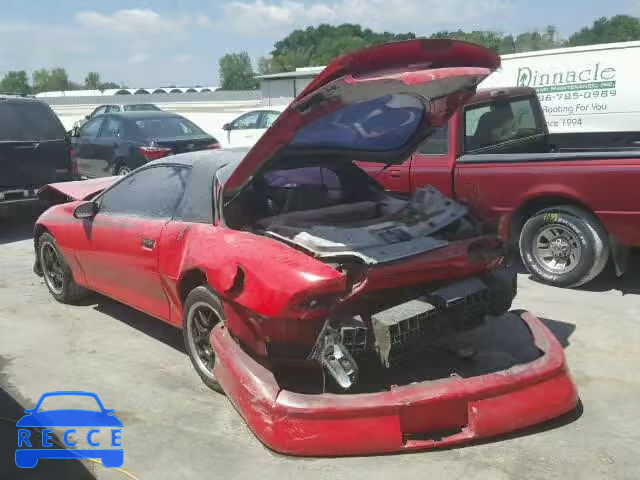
<box><xmin>211</xmin><ymin>311</ymin><xmax>578</xmax><ymax>456</ymax></box>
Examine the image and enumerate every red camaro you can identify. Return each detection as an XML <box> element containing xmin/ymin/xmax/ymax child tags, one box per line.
<box><xmin>34</xmin><ymin>40</ymin><xmax>577</xmax><ymax>455</ymax></box>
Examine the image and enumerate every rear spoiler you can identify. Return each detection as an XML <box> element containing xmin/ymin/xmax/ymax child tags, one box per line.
<box><xmin>38</xmin><ymin>177</ymin><xmax>119</xmax><ymax>203</ymax></box>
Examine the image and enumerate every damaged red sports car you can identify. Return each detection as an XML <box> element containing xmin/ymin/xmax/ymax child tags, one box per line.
<box><xmin>34</xmin><ymin>39</ymin><xmax>577</xmax><ymax>456</ymax></box>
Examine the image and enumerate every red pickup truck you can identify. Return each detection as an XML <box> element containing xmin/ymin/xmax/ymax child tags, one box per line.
<box><xmin>358</xmin><ymin>87</ymin><xmax>640</xmax><ymax>288</ymax></box>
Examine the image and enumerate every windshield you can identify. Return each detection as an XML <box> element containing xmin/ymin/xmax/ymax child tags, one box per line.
<box><xmin>290</xmin><ymin>94</ymin><xmax>424</xmax><ymax>152</ymax></box>
<box><xmin>0</xmin><ymin>101</ymin><xmax>65</xmax><ymax>141</ymax></box>
<box><xmin>134</xmin><ymin>116</ymin><xmax>206</xmax><ymax>139</ymax></box>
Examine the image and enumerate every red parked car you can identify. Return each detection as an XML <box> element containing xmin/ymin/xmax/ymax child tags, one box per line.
<box><xmin>357</xmin><ymin>86</ymin><xmax>640</xmax><ymax>288</ymax></box>
<box><xmin>34</xmin><ymin>40</ymin><xmax>577</xmax><ymax>456</ymax></box>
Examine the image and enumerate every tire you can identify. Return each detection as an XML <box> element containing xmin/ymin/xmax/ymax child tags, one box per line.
<box><xmin>37</xmin><ymin>232</ymin><xmax>87</xmax><ymax>303</ymax></box>
<box><xmin>114</xmin><ymin>160</ymin><xmax>131</xmax><ymax>176</ymax></box>
<box><xmin>519</xmin><ymin>205</ymin><xmax>609</xmax><ymax>288</ymax></box>
<box><xmin>182</xmin><ymin>286</ymin><xmax>225</xmax><ymax>394</ymax></box>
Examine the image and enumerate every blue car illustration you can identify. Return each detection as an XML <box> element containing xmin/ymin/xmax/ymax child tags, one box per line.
<box><xmin>15</xmin><ymin>391</ymin><xmax>123</xmax><ymax>468</ymax></box>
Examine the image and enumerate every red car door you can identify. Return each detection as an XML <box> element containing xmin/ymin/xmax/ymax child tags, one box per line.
<box><xmin>77</xmin><ymin>165</ymin><xmax>191</xmax><ymax>320</ymax></box>
<box><xmin>85</xmin><ymin>216</ymin><xmax>167</xmax><ymax>319</ymax></box>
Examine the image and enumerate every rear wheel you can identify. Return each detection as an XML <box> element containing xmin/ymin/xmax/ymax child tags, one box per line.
<box><xmin>182</xmin><ymin>286</ymin><xmax>225</xmax><ymax>393</ymax></box>
<box><xmin>519</xmin><ymin>205</ymin><xmax>609</xmax><ymax>288</ymax></box>
<box><xmin>38</xmin><ymin>232</ymin><xmax>87</xmax><ymax>303</ymax></box>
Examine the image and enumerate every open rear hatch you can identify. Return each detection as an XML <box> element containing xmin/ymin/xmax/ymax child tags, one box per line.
<box><xmin>222</xmin><ymin>39</ymin><xmax>500</xmax><ymax>197</ymax></box>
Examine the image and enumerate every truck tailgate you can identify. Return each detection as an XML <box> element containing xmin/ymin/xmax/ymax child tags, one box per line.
<box><xmin>0</xmin><ymin>139</ymin><xmax>71</xmax><ymax>189</ymax></box>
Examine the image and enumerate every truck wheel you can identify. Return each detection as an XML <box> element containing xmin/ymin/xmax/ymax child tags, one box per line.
<box><xmin>182</xmin><ymin>286</ymin><xmax>225</xmax><ymax>394</ymax></box>
<box><xmin>37</xmin><ymin>232</ymin><xmax>87</xmax><ymax>303</ymax></box>
<box><xmin>519</xmin><ymin>205</ymin><xmax>609</xmax><ymax>288</ymax></box>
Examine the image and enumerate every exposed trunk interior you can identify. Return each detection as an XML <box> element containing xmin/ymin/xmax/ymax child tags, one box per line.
<box><xmin>274</xmin><ymin>310</ymin><xmax>537</xmax><ymax>395</ymax></box>
<box><xmin>224</xmin><ymin>159</ymin><xmax>480</xmax><ymax>265</ymax></box>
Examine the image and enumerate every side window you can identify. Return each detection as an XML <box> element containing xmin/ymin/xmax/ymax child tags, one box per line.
<box><xmin>465</xmin><ymin>105</ymin><xmax>491</xmax><ymax>138</ymax></box>
<box><xmin>511</xmin><ymin>99</ymin><xmax>537</xmax><ymax>130</ymax></box>
<box><xmin>259</xmin><ymin>111</ymin><xmax>280</xmax><ymax>129</ymax></box>
<box><xmin>108</xmin><ymin>105</ymin><xmax>121</xmax><ymax>112</ymax></box>
<box><xmin>92</xmin><ymin>106</ymin><xmax>107</xmax><ymax>116</ymax></box>
<box><xmin>417</xmin><ymin>125</ymin><xmax>448</xmax><ymax>155</ymax></box>
<box><xmin>98</xmin><ymin>166</ymin><xmax>191</xmax><ymax>219</ymax></box>
<box><xmin>464</xmin><ymin>97</ymin><xmax>541</xmax><ymax>152</ymax></box>
<box><xmin>232</xmin><ymin>111</ymin><xmax>261</xmax><ymax>130</ymax></box>
<box><xmin>79</xmin><ymin>117</ymin><xmax>103</xmax><ymax>138</ymax></box>
<box><xmin>99</xmin><ymin>117</ymin><xmax>122</xmax><ymax>138</ymax></box>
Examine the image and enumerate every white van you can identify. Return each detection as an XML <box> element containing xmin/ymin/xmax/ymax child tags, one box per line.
<box><xmin>482</xmin><ymin>41</ymin><xmax>640</xmax><ymax>133</ymax></box>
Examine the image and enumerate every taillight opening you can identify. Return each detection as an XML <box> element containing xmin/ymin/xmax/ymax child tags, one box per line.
<box><xmin>206</xmin><ymin>142</ymin><xmax>222</xmax><ymax>150</ymax></box>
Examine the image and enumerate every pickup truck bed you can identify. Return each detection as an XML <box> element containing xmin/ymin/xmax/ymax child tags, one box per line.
<box><xmin>359</xmin><ymin>87</ymin><xmax>640</xmax><ymax>288</ymax></box>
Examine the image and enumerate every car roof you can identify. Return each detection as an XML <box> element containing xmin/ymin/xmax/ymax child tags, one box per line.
<box><xmin>0</xmin><ymin>95</ymin><xmax>46</xmax><ymax>104</ymax></box>
<box><xmin>146</xmin><ymin>148</ymin><xmax>248</xmax><ymax>169</ymax></box>
<box><xmin>107</xmin><ymin>110</ymin><xmax>182</xmax><ymax>120</ymax></box>
<box><xmin>142</xmin><ymin>148</ymin><xmax>248</xmax><ymax>224</ymax></box>
<box><xmin>241</xmin><ymin>106</ymin><xmax>286</xmax><ymax>114</ymax></box>
<box><xmin>467</xmin><ymin>86</ymin><xmax>536</xmax><ymax>106</ymax></box>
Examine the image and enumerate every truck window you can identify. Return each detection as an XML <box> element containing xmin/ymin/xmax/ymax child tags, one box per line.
<box><xmin>0</xmin><ymin>100</ymin><xmax>65</xmax><ymax>141</ymax></box>
<box><xmin>417</xmin><ymin>125</ymin><xmax>448</xmax><ymax>155</ymax></box>
<box><xmin>464</xmin><ymin>97</ymin><xmax>541</xmax><ymax>152</ymax></box>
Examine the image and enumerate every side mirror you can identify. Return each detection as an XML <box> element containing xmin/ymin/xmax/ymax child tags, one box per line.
<box><xmin>85</xmin><ymin>114</ymin><xmax>91</xmax><ymax>120</ymax></box>
<box><xmin>222</xmin><ymin>123</ymin><xmax>232</xmax><ymax>131</ymax></box>
<box><xmin>71</xmin><ymin>126</ymin><xmax>80</xmax><ymax>138</ymax></box>
<box><xmin>73</xmin><ymin>201</ymin><xmax>97</xmax><ymax>219</ymax></box>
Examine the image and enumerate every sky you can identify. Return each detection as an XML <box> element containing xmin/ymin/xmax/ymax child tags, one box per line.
<box><xmin>0</xmin><ymin>0</ymin><xmax>638</xmax><ymax>87</ymax></box>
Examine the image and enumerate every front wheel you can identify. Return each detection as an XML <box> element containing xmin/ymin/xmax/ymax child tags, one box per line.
<box><xmin>182</xmin><ymin>286</ymin><xmax>225</xmax><ymax>393</ymax></box>
<box><xmin>519</xmin><ymin>205</ymin><xmax>609</xmax><ymax>288</ymax></box>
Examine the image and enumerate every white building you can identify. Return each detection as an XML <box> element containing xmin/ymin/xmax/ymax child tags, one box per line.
<box><xmin>257</xmin><ymin>67</ymin><xmax>324</xmax><ymax>105</ymax></box>
<box><xmin>35</xmin><ymin>86</ymin><xmax>219</xmax><ymax>98</ymax></box>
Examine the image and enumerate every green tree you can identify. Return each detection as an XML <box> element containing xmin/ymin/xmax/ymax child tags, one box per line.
<box><xmin>218</xmin><ymin>52</ymin><xmax>259</xmax><ymax>90</ymax></box>
<box><xmin>84</xmin><ymin>71</ymin><xmax>101</xmax><ymax>90</ymax></box>
<box><xmin>569</xmin><ymin>15</ymin><xmax>640</xmax><ymax>46</ymax></box>
<box><xmin>267</xmin><ymin>24</ymin><xmax>416</xmax><ymax>72</ymax></box>
<box><xmin>32</xmin><ymin>69</ymin><xmax>50</xmax><ymax>93</ymax></box>
<box><xmin>49</xmin><ymin>68</ymin><xmax>70</xmax><ymax>91</ymax></box>
<box><xmin>430</xmin><ymin>30</ymin><xmax>505</xmax><ymax>52</ymax></box>
<box><xmin>0</xmin><ymin>70</ymin><xmax>31</xmax><ymax>95</ymax></box>
<box><xmin>430</xmin><ymin>27</ymin><xmax>564</xmax><ymax>54</ymax></box>
<box><xmin>257</xmin><ymin>56</ymin><xmax>280</xmax><ymax>75</ymax></box>
<box><xmin>31</xmin><ymin>67</ymin><xmax>70</xmax><ymax>93</ymax></box>
<box><xmin>99</xmin><ymin>81</ymin><xmax>121</xmax><ymax>90</ymax></box>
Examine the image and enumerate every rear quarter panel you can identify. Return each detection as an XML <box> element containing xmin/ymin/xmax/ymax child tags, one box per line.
<box><xmin>159</xmin><ymin>223</ymin><xmax>347</xmax><ymax>354</ymax></box>
<box><xmin>455</xmin><ymin>157</ymin><xmax>640</xmax><ymax>246</ymax></box>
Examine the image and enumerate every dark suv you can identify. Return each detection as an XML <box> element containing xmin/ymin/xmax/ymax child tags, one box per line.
<box><xmin>0</xmin><ymin>96</ymin><xmax>73</xmax><ymax>211</ymax></box>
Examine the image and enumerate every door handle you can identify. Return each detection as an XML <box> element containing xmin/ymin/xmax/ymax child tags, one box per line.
<box><xmin>141</xmin><ymin>238</ymin><xmax>156</xmax><ymax>250</ymax></box>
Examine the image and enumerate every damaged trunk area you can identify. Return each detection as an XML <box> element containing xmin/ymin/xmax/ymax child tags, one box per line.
<box><xmin>299</xmin><ymin>268</ymin><xmax>518</xmax><ymax>393</ymax></box>
<box><xmin>225</xmin><ymin>160</ymin><xmax>482</xmax><ymax>264</ymax></box>
<box><xmin>224</xmin><ymin>160</ymin><xmax>517</xmax><ymax>393</ymax></box>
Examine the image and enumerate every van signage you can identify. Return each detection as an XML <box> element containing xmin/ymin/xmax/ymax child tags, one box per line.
<box><xmin>516</xmin><ymin>63</ymin><xmax>617</xmax><ymax>93</ymax></box>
